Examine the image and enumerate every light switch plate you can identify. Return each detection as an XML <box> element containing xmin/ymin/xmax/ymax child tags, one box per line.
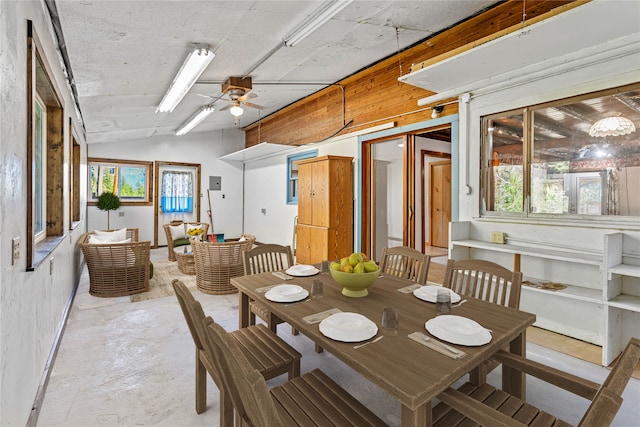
<box><xmin>491</xmin><ymin>231</ymin><xmax>505</xmax><ymax>244</ymax></box>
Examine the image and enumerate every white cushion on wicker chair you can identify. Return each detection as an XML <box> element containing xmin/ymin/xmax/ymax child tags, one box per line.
<box><xmin>169</xmin><ymin>224</ymin><xmax>186</xmax><ymax>241</ymax></box>
<box><xmin>89</xmin><ymin>236</ymin><xmax>131</xmax><ymax>245</ymax></box>
<box><xmin>93</xmin><ymin>227</ymin><xmax>127</xmax><ymax>242</ymax></box>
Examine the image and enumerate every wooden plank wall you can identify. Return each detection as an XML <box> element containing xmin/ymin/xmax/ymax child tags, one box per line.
<box><xmin>244</xmin><ymin>0</ymin><xmax>576</xmax><ymax>147</ymax></box>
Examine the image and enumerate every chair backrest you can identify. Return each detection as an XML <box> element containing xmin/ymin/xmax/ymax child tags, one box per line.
<box><xmin>379</xmin><ymin>246</ymin><xmax>431</xmax><ymax>284</ymax></box>
<box><xmin>443</xmin><ymin>259</ymin><xmax>522</xmax><ymax>308</ymax></box>
<box><xmin>200</xmin><ymin>317</ymin><xmax>282</xmax><ymax>426</ymax></box>
<box><xmin>580</xmin><ymin>337</ymin><xmax>640</xmax><ymax>426</ymax></box>
<box><xmin>172</xmin><ymin>279</ymin><xmax>206</xmax><ymax>352</ymax></box>
<box><xmin>243</xmin><ymin>244</ymin><xmax>293</xmax><ymax>276</ymax></box>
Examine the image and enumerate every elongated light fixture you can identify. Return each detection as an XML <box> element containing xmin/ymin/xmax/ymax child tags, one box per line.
<box><xmin>284</xmin><ymin>0</ymin><xmax>353</xmax><ymax>47</ymax></box>
<box><xmin>175</xmin><ymin>105</ymin><xmax>215</xmax><ymax>136</ymax></box>
<box><xmin>156</xmin><ymin>47</ymin><xmax>215</xmax><ymax>113</ymax></box>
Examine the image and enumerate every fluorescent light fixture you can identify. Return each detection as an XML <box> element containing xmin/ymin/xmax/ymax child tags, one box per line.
<box><xmin>230</xmin><ymin>105</ymin><xmax>244</xmax><ymax>117</ymax></box>
<box><xmin>284</xmin><ymin>0</ymin><xmax>353</xmax><ymax>47</ymax></box>
<box><xmin>175</xmin><ymin>105</ymin><xmax>214</xmax><ymax>136</ymax></box>
<box><xmin>156</xmin><ymin>47</ymin><xmax>215</xmax><ymax>113</ymax></box>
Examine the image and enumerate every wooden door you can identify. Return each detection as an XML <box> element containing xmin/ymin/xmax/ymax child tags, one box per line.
<box><xmin>297</xmin><ymin>162</ymin><xmax>314</xmax><ymax>225</ymax></box>
<box><xmin>429</xmin><ymin>161</ymin><xmax>451</xmax><ymax>248</ymax></box>
<box><xmin>313</xmin><ymin>159</ymin><xmax>330</xmax><ymax>227</ymax></box>
<box><xmin>296</xmin><ymin>224</ymin><xmax>329</xmax><ymax>264</ymax></box>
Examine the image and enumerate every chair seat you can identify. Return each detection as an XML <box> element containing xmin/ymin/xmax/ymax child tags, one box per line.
<box><xmin>272</xmin><ymin>369</ymin><xmax>387</xmax><ymax>426</ymax></box>
<box><xmin>230</xmin><ymin>324</ymin><xmax>301</xmax><ymax>380</ymax></box>
<box><xmin>433</xmin><ymin>382</ymin><xmax>572</xmax><ymax>427</ymax></box>
<box><xmin>248</xmin><ymin>300</ymin><xmax>270</xmax><ymax>321</ymax></box>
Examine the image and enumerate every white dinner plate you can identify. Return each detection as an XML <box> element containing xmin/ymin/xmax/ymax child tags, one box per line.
<box><xmin>413</xmin><ymin>286</ymin><xmax>461</xmax><ymax>304</ymax></box>
<box><xmin>319</xmin><ymin>312</ymin><xmax>378</xmax><ymax>342</ymax></box>
<box><xmin>425</xmin><ymin>315</ymin><xmax>491</xmax><ymax>346</ymax></box>
<box><xmin>285</xmin><ymin>264</ymin><xmax>320</xmax><ymax>277</ymax></box>
<box><xmin>264</xmin><ymin>284</ymin><xmax>309</xmax><ymax>303</ymax></box>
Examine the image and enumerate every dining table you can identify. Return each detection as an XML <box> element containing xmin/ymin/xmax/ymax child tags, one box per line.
<box><xmin>231</xmin><ymin>269</ymin><xmax>536</xmax><ymax>427</ymax></box>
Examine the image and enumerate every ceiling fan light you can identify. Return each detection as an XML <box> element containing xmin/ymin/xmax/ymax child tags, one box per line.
<box><xmin>175</xmin><ymin>105</ymin><xmax>215</xmax><ymax>136</ymax></box>
<box><xmin>589</xmin><ymin>115</ymin><xmax>636</xmax><ymax>137</ymax></box>
<box><xmin>230</xmin><ymin>105</ymin><xmax>244</xmax><ymax>117</ymax></box>
<box><xmin>156</xmin><ymin>47</ymin><xmax>215</xmax><ymax>113</ymax></box>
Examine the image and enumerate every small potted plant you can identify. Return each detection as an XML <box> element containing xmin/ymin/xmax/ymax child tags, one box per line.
<box><xmin>96</xmin><ymin>192</ymin><xmax>121</xmax><ymax>230</ymax></box>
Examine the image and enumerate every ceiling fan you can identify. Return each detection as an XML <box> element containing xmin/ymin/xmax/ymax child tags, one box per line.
<box><xmin>216</xmin><ymin>76</ymin><xmax>265</xmax><ymax>120</ymax></box>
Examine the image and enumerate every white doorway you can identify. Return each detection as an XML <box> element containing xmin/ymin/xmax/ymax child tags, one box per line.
<box><xmin>154</xmin><ymin>162</ymin><xmax>201</xmax><ymax>247</ymax></box>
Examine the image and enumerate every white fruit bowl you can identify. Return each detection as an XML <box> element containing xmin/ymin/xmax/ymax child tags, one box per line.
<box><xmin>330</xmin><ymin>268</ymin><xmax>379</xmax><ymax>297</ymax></box>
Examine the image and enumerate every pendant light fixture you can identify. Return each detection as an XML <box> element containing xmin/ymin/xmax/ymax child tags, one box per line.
<box><xmin>589</xmin><ymin>113</ymin><xmax>636</xmax><ymax>138</ymax></box>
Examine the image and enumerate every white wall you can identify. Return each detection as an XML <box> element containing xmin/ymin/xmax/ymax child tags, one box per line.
<box><xmin>454</xmin><ymin>27</ymin><xmax>640</xmax><ymax>345</ymax></box>
<box><xmin>242</xmin><ymin>134</ymin><xmax>359</xmax><ymax>249</ymax></box>
<box><xmin>87</xmin><ymin>130</ymin><xmax>245</xmax><ymax>242</ymax></box>
<box><xmin>0</xmin><ymin>2</ymin><xmax>88</xmax><ymax>425</ymax></box>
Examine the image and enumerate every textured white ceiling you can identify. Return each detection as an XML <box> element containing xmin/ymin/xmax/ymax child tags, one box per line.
<box><xmin>54</xmin><ymin>0</ymin><xmax>497</xmax><ymax>144</ymax></box>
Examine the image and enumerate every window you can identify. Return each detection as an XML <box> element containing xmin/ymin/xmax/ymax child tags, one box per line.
<box><xmin>287</xmin><ymin>150</ymin><xmax>317</xmax><ymax>204</ymax></box>
<box><xmin>34</xmin><ymin>95</ymin><xmax>46</xmax><ymax>242</ymax></box>
<box><xmin>27</xmin><ymin>21</ymin><xmax>65</xmax><ymax>269</ymax></box>
<box><xmin>88</xmin><ymin>158</ymin><xmax>153</xmax><ymax>205</ymax></box>
<box><xmin>482</xmin><ymin>83</ymin><xmax>640</xmax><ymax>219</ymax></box>
<box><xmin>69</xmin><ymin>126</ymin><xmax>81</xmax><ymax>227</ymax></box>
<box><xmin>160</xmin><ymin>170</ymin><xmax>193</xmax><ymax>213</ymax></box>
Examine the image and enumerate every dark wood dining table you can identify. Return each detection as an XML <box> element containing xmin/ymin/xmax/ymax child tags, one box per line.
<box><xmin>231</xmin><ymin>270</ymin><xmax>536</xmax><ymax>427</ymax></box>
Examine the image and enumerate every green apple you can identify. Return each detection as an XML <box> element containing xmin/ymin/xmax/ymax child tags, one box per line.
<box><xmin>340</xmin><ymin>263</ymin><xmax>353</xmax><ymax>273</ymax></box>
<box><xmin>363</xmin><ymin>260</ymin><xmax>378</xmax><ymax>273</ymax></box>
<box><xmin>330</xmin><ymin>261</ymin><xmax>341</xmax><ymax>271</ymax></box>
<box><xmin>348</xmin><ymin>252</ymin><xmax>363</xmax><ymax>267</ymax></box>
<box><xmin>353</xmin><ymin>262</ymin><xmax>365</xmax><ymax>274</ymax></box>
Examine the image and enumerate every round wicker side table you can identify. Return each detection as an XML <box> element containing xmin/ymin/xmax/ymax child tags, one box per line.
<box><xmin>174</xmin><ymin>246</ymin><xmax>196</xmax><ymax>275</ymax></box>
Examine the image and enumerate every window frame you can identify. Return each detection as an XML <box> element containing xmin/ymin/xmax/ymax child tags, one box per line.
<box><xmin>286</xmin><ymin>150</ymin><xmax>318</xmax><ymax>204</ymax></box>
<box><xmin>87</xmin><ymin>157</ymin><xmax>153</xmax><ymax>206</ymax></box>
<box><xmin>33</xmin><ymin>93</ymin><xmax>47</xmax><ymax>243</ymax></box>
<box><xmin>26</xmin><ymin>21</ymin><xmax>66</xmax><ymax>270</ymax></box>
<box><xmin>480</xmin><ymin>82</ymin><xmax>640</xmax><ymax>223</ymax></box>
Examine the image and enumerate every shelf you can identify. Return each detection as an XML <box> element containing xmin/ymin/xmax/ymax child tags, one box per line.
<box><xmin>220</xmin><ymin>142</ymin><xmax>292</xmax><ymax>163</ymax></box>
<box><xmin>609</xmin><ymin>263</ymin><xmax>640</xmax><ymax>278</ymax></box>
<box><xmin>522</xmin><ymin>282</ymin><xmax>602</xmax><ymax>304</ymax></box>
<box><xmin>398</xmin><ymin>1</ymin><xmax>640</xmax><ymax>98</ymax></box>
<box><xmin>608</xmin><ymin>294</ymin><xmax>640</xmax><ymax>313</ymax></box>
<box><xmin>452</xmin><ymin>239</ymin><xmax>602</xmax><ymax>266</ymax></box>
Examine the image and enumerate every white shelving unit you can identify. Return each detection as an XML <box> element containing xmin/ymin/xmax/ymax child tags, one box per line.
<box><xmin>450</xmin><ymin>222</ymin><xmax>640</xmax><ymax>366</ymax></box>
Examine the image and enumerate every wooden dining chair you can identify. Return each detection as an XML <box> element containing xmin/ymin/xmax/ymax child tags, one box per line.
<box><xmin>171</xmin><ymin>279</ymin><xmax>301</xmax><ymax>421</ymax></box>
<box><xmin>379</xmin><ymin>246</ymin><xmax>431</xmax><ymax>284</ymax></box>
<box><xmin>443</xmin><ymin>258</ymin><xmax>523</xmax><ymax>385</ymax></box>
<box><xmin>434</xmin><ymin>337</ymin><xmax>640</xmax><ymax>427</ymax></box>
<box><xmin>200</xmin><ymin>315</ymin><xmax>388</xmax><ymax>427</ymax></box>
<box><xmin>242</xmin><ymin>244</ymin><xmax>297</xmax><ymax>335</ymax></box>
<box><xmin>443</xmin><ymin>258</ymin><xmax>523</xmax><ymax>308</ymax></box>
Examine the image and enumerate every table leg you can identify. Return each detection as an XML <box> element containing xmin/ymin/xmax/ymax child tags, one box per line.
<box><xmin>502</xmin><ymin>330</ymin><xmax>526</xmax><ymax>400</ymax></box>
<box><xmin>239</xmin><ymin>291</ymin><xmax>250</xmax><ymax>328</ymax></box>
<box><xmin>401</xmin><ymin>402</ymin><xmax>430</xmax><ymax>427</ymax></box>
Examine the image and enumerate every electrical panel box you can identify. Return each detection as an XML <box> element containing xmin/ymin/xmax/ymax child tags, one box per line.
<box><xmin>209</xmin><ymin>176</ymin><xmax>221</xmax><ymax>191</ymax></box>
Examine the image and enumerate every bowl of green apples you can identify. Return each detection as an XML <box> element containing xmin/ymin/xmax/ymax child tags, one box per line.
<box><xmin>329</xmin><ymin>252</ymin><xmax>379</xmax><ymax>297</ymax></box>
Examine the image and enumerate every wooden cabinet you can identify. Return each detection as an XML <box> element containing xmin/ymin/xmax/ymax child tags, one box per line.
<box><xmin>296</xmin><ymin>156</ymin><xmax>353</xmax><ymax>265</ymax></box>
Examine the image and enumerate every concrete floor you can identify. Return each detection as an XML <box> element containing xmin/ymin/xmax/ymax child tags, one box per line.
<box><xmin>36</xmin><ymin>249</ymin><xmax>640</xmax><ymax>426</ymax></box>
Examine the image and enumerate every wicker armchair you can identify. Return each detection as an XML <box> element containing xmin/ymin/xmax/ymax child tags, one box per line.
<box><xmin>79</xmin><ymin>228</ymin><xmax>151</xmax><ymax>297</ymax></box>
<box><xmin>191</xmin><ymin>236</ymin><xmax>255</xmax><ymax>295</ymax></box>
<box><xmin>163</xmin><ymin>221</ymin><xmax>209</xmax><ymax>261</ymax></box>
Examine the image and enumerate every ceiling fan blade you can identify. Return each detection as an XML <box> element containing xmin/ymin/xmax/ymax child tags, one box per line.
<box><xmin>238</xmin><ymin>92</ymin><xmax>258</xmax><ymax>102</ymax></box>
<box><xmin>218</xmin><ymin>104</ymin><xmax>231</xmax><ymax>111</ymax></box>
<box><xmin>244</xmin><ymin>102</ymin><xmax>265</xmax><ymax>110</ymax></box>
